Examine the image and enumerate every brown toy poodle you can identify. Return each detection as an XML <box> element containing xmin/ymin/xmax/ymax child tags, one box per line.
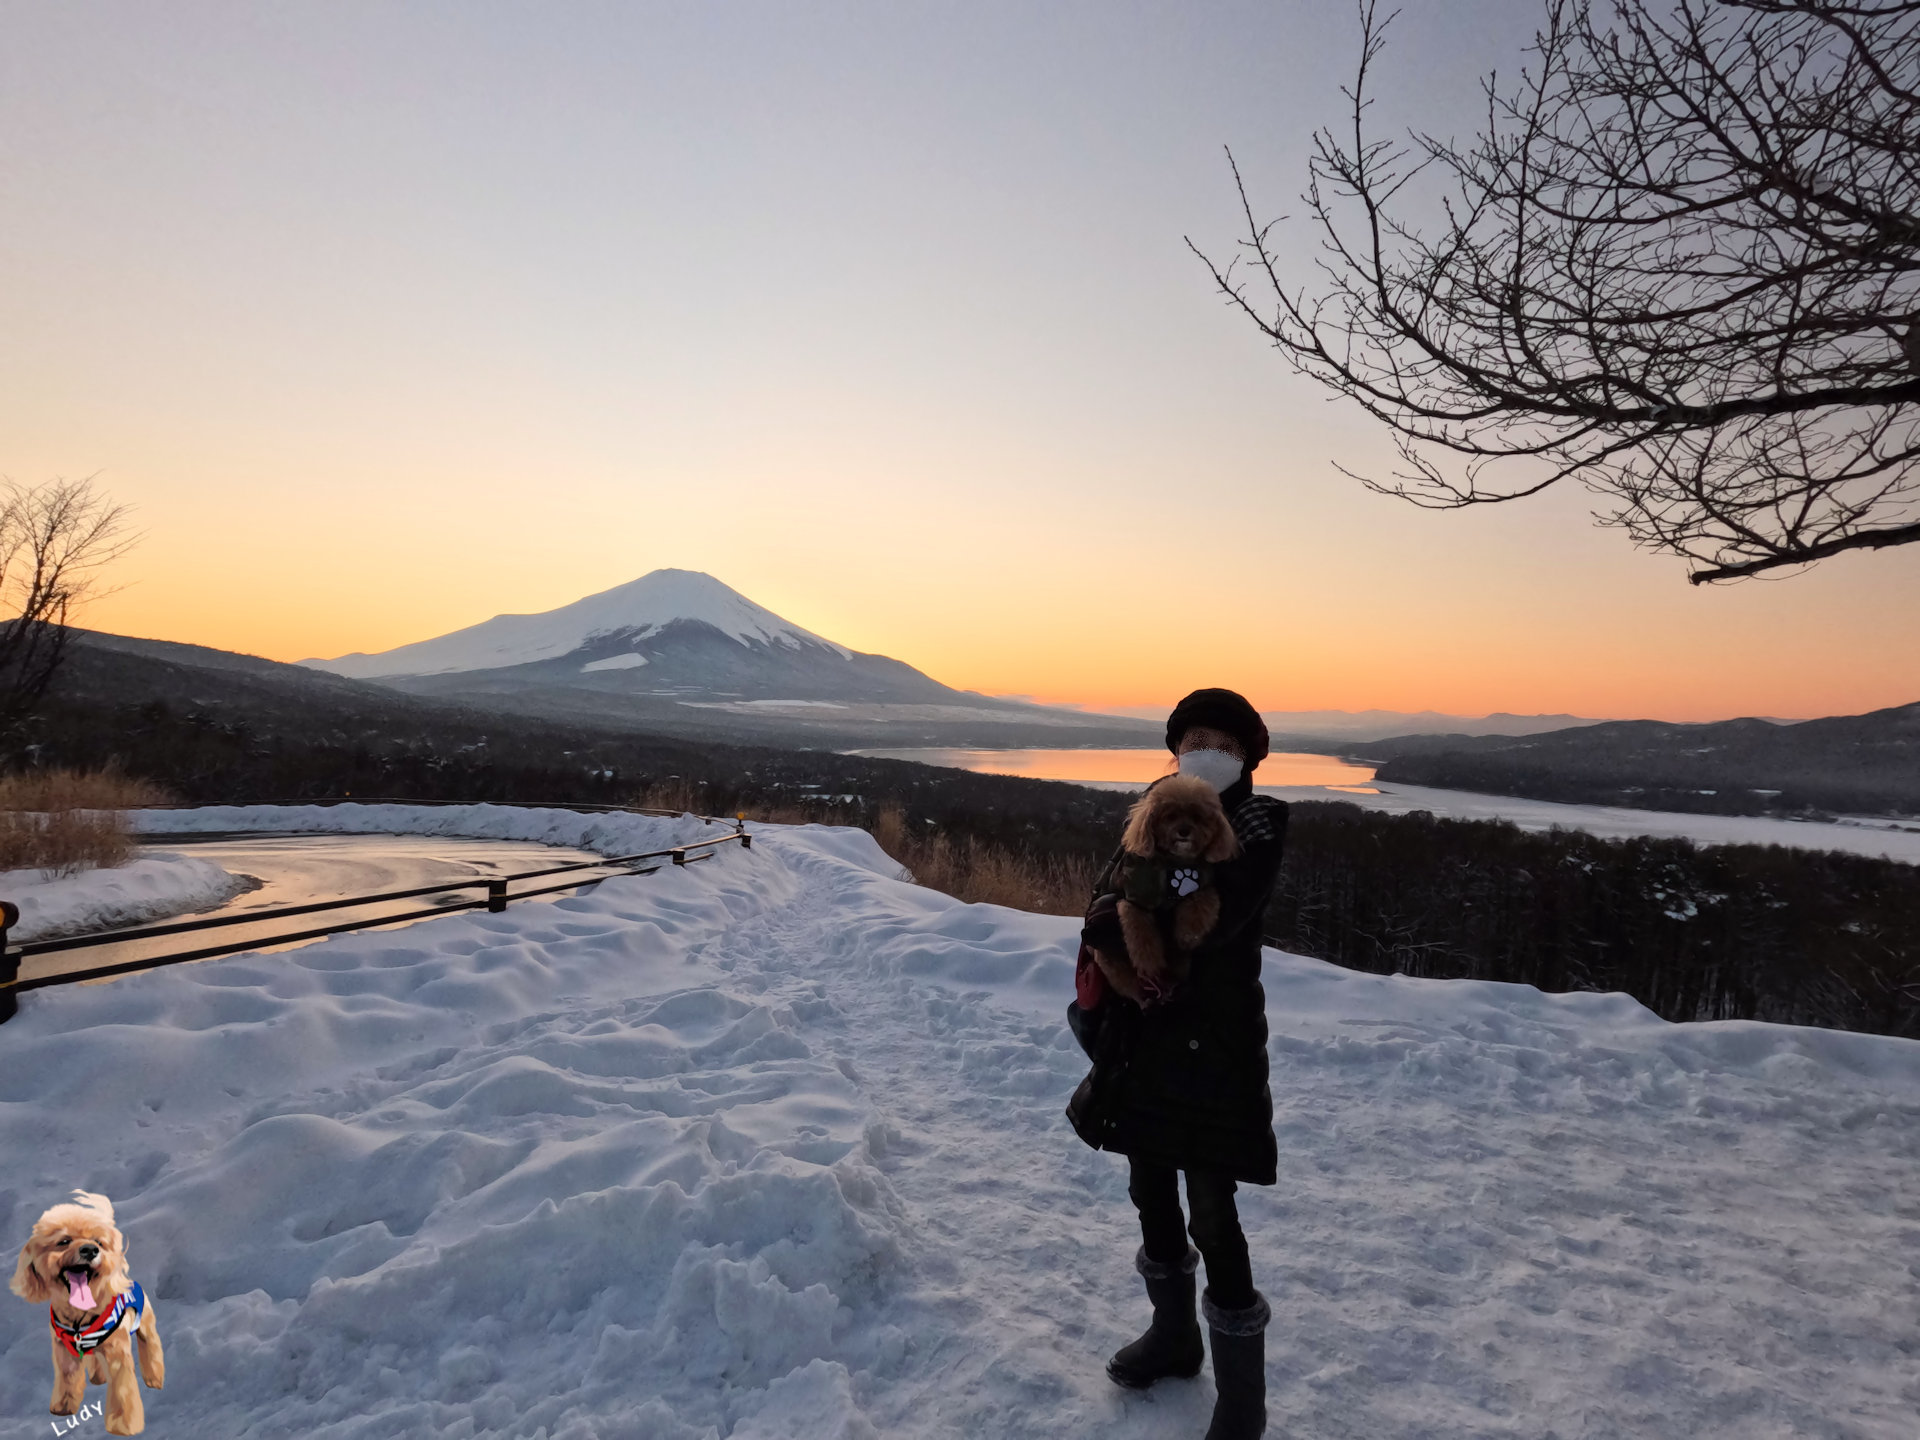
<box><xmin>1093</xmin><ymin>775</ymin><xmax>1239</xmax><ymax>1003</ymax></box>
<box><xmin>11</xmin><ymin>1191</ymin><xmax>164</xmax><ymax>1435</ymax></box>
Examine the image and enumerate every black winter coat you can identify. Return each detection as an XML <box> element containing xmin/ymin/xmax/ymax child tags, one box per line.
<box><xmin>1066</xmin><ymin>778</ymin><xmax>1288</xmax><ymax>1185</ymax></box>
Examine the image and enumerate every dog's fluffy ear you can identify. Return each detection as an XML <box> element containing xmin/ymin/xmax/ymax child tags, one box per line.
<box><xmin>94</xmin><ymin>1231</ymin><xmax>129</xmax><ymax>1296</ymax></box>
<box><xmin>10</xmin><ymin>1232</ymin><xmax>52</xmax><ymax>1302</ymax></box>
<box><xmin>1202</xmin><ymin>807</ymin><xmax>1240</xmax><ymax>864</ymax></box>
<box><xmin>1120</xmin><ymin>790</ymin><xmax>1160</xmax><ymax>857</ymax></box>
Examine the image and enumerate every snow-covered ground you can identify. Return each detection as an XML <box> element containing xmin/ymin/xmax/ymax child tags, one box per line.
<box><xmin>4</xmin><ymin>805</ymin><xmax>1915</xmax><ymax>1438</ymax></box>
<box><xmin>0</xmin><ymin>853</ymin><xmax>251</xmax><ymax>942</ymax></box>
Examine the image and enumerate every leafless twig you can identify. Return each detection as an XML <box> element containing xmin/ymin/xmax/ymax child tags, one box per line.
<box><xmin>1193</xmin><ymin>0</ymin><xmax>1920</xmax><ymax>582</ymax></box>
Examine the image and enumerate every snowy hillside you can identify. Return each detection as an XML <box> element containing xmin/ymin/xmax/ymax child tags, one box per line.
<box><xmin>305</xmin><ymin>570</ymin><xmax>852</xmax><ymax>679</ymax></box>
<box><xmin>3</xmin><ymin>804</ymin><xmax>1915</xmax><ymax>1438</ymax></box>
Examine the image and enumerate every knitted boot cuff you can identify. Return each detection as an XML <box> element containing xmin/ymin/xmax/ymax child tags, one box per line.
<box><xmin>1135</xmin><ymin>1245</ymin><xmax>1201</xmax><ymax>1281</ymax></box>
<box><xmin>1202</xmin><ymin>1288</ymin><xmax>1271</xmax><ymax>1336</ymax></box>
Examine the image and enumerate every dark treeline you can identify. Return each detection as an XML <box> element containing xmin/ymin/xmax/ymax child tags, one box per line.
<box><xmin>36</xmin><ymin>695</ymin><xmax>1132</xmax><ymax>860</ymax></box>
<box><xmin>1364</xmin><ymin>703</ymin><xmax>1920</xmax><ymax>819</ymax></box>
<box><xmin>1270</xmin><ymin>804</ymin><xmax>1920</xmax><ymax>1040</ymax></box>
<box><xmin>36</xmin><ymin>689</ymin><xmax>1920</xmax><ymax>1040</ymax></box>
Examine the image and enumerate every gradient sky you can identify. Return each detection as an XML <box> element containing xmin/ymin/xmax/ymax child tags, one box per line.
<box><xmin>6</xmin><ymin>1</ymin><xmax>1916</xmax><ymax>723</ymax></box>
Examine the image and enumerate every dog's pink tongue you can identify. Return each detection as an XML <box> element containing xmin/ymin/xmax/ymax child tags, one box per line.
<box><xmin>66</xmin><ymin>1273</ymin><xmax>94</xmax><ymax>1310</ymax></box>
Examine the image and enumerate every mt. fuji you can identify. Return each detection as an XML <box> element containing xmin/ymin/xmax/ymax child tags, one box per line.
<box><xmin>307</xmin><ymin>571</ymin><xmax>854</xmax><ymax>681</ymax></box>
<box><xmin>301</xmin><ymin>570</ymin><xmax>1155</xmax><ymax>747</ymax></box>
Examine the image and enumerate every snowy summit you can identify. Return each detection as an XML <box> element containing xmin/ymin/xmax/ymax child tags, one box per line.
<box><xmin>290</xmin><ymin>567</ymin><xmax>1153</xmax><ymax>732</ymax></box>
<box><xmin>303</xmin><ymin>569</ymin><xmax>852</xmax><ymax>680</ymax></box>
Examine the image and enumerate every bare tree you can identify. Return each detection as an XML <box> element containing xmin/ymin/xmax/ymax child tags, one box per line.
<box><xmin>1193</xmin><ymin>0</ymin><xmax>1920</xmax><ymax>583</ymax></box>
<box><xmin>0</xmin><ymin>478</ymin><xmax>138</xmax><ymax>731</ymax></box>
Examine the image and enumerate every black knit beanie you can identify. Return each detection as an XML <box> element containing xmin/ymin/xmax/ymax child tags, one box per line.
<box><xmin>1165</xmin><ymin>688</ymin><xmax>1270</xmax><ymax>767</ymax></box>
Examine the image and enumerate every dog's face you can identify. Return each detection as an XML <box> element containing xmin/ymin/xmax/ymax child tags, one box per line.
<box><xmin>1121</xmin><ymin>775</ymin><xmax>1239</xmax><ymax>863</ymax></box>
<box><xmin>10</xmin><ymin>1191</ymin><xmax>126</xmax><ymax>1315</ymax></box>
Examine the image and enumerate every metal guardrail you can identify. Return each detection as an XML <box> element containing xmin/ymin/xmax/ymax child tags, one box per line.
<box><xmin>129</xmin><ymin>797</ymin><xmax>709</xmax><ymax>817</ymax></box>
<box><xmin>0</xmin><ymin>822</ymin><xmax>753</xmax><ymax>1022</ymax></box>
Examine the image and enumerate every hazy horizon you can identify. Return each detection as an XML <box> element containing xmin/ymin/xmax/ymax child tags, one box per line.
<box><xmin>89</xmin><ymin>562</ymin><xmax>1856</xmax><ymax>727</ymax></box>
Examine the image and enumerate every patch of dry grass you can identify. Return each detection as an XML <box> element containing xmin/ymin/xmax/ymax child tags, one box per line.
<box><xmin>627</xmin><ymin>781</ymin><xmax>839</xmax><ymax>830</ymax></box>
<box><xmin>864</xmin><ymin>804</ymin><xmax>1098</xmax><ymax>915</ymax></box>
<box><xmin>624</xmin><ymin>786</ymin><xmax>1099</xmax><ymax>916</ymax></box>
<box><xmin>625</xmin><ymin>777</ymin><xmax>711</xmax><ymax>817</ymax></box>
<box><xmin>0</xmin><ymin>769</ymin><xmax>169</xmax><ymax>876</ymax></box>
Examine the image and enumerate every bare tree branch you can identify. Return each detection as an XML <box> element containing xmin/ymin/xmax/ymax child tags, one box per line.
<box><xmin>1193</xmin><ymin>0</ymin><xmax>1920</xmax><ymax>582</ymax></box>
<box><xmin>0</xmin><ymin>477</ymin><xmax>139</xmax><ymax>735</ymax></box>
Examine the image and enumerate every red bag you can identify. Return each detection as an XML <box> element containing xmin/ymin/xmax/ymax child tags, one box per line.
<box><xmin>1075</xmin><ymin>940</ymin><xmax>1108</xmax><ymax>1010</ymax></box>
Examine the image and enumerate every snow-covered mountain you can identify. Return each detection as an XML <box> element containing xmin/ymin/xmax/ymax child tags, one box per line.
<box><xmin>306</xmin><ymin>570</ymin><xmax>853</xmax><ymax>680</ymax></box>
<box><xmin>298</xmin><ymin>570</ymin><xmax>1158</xmax><ymax>744</ymax></box>
<box><xmin>300</xmin><ymin>567</ymin><xmax>987</xmax><ymax>708</ymax></box>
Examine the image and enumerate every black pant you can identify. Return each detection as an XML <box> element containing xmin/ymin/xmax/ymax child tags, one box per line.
<box><xmin>1127</xmin><ymin>1157</ymin><xmax>1256</xmax><ymax>1310</ymax></box>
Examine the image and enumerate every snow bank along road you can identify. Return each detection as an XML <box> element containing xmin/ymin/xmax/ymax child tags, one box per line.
<box><xmin>1</xmin><ymin>853</ymin><xmax>252</xmax><ymax>945</ymax></box>
<box><xmin>2</xmin><ymin>804</ymin><xmax>1914</xmax><ymax>1438</ymax></box>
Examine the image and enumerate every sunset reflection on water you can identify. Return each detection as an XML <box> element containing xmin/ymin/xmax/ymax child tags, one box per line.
<box><xmin>853</xmin><ymin>747</ymin><xmax>1378</xmax><ymax>791</ymax></box>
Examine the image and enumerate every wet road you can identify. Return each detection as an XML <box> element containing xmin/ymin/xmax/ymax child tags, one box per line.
<box><xmin>21</xmin><ymin>833</ymin><xmax>615</xmax><ymax>986</ymax></box>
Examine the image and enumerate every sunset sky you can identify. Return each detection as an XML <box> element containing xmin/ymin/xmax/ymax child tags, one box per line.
<box><xmin>7</xmin><ymin>1</ymin><xmax>1917</xmax><ymax>724</ymax></box>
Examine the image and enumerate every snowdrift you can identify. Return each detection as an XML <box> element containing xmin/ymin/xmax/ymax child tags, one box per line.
<box><xmin>2</xmin><ymin>805</ymin><xmax>1914</xmax><ymax>1438</ymax></box>
<box><xmin>1</xmin><ymin>852</ymin><xmax>251</xmax><ymax>942</ymax></box>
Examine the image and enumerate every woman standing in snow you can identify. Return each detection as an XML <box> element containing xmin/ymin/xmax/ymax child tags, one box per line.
<box><xmin>1068</xmin><ymin>687</ymin><xmax>1287</xmax><ymax>1440</ymax></box>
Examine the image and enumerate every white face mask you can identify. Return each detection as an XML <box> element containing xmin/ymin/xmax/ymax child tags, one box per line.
<box><xmin>1176</xmin><ymin>747</ymin><xmax>1243</xmax><ymax>792</ymax></box>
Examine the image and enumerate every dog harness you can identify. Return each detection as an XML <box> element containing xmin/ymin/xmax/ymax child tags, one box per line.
<box><xmin>50</xmin><ymin>1282</ymin><xmax>143</xmax><ymax>1358</ymax></box>
<box><xmin>1115</xmin><ymin>856</ymin><xmax>1213</xmax><ymax>911</ymax></box>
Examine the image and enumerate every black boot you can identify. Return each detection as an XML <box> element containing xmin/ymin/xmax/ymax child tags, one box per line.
<box><xmin>1202</xmin><ymin>1288</ymin><xmax>1270</xmax><ymax>1439</ymax></box>
<box><xmin>1106</xmin><ymin>1246</ymin><xmax>1204</xmax><ymax>1388</ymax></box>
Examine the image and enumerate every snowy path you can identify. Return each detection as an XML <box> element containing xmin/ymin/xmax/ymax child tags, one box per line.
<box><xmin>728</xmin><ymin>828</ymin><xmax>1920</xmax><ymax>1439</ymax></box>
<box><xmin>3</xmin><ymin>806</ymin><xmax>1916</xmax><ymax>1438</ymax></box>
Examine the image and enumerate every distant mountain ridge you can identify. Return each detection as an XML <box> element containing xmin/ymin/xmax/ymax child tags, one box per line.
<box><xmin>1361</xmin><ymin>704</ymin><xmax>1920</xmax><ymax>817</ymax></box>
<box><xmin>304</xmin><ymin>569</ymin><xmax>993</xmax><ymax>706</ymax></box>
<box><xmin>1262</xmin><ymin>708</ymin><xmax>1609</xmax><ymax>743</ymax></box>
<box><xmin>61</xmin><ymin>620</ymin><xmax>1158</xmax><ymax>754</ymax></box>
<box><xmin>295</xmin><ymin>570</ymin><xmax>1159</xmax><ymax>744</ymax></box>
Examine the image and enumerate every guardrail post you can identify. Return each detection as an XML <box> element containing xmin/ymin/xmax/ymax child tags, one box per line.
<box><xmin>671</xmin><ymin>848</ymin><xmax>687</xmax><ymax>867</ymax></box>
<box><xmin>0</xmin><ymin>900</ymin><xmax>19</xmax><ymax>1025</ymax></box>
<box><xmin>487</xmin><ymin>879</ymin><xmax>508</xmax><ymax>913</ymax></box>
<box><xmin>738</xmin><ymin>830</ymin><xmax>752</xmax><ymax>850</ymax></box>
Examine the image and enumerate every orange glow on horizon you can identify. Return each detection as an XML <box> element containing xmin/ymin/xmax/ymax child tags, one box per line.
<box><xmin>87</xmin><ymin>536</ymin><xmax>1920</xmax><ymax>726</ymax></box>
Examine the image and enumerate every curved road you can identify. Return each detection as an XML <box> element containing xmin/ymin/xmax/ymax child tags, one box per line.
<box><xmin>24</xmin><ymin>833</ymin><xmax>614</xmax><ymax>986</ymax></box>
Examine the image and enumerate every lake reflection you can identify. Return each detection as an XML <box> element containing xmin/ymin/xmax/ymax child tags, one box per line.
<box><xmin>852</xmin><ymin>747</ymin><xmax>1378</xmax><ymax>791</ymax></box>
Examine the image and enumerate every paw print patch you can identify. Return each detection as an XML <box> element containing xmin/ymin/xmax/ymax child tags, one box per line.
<box><xmin>1169</xmin><ymin>866</ymin><xmax>1203</xmax><ymax>898</ymax></box>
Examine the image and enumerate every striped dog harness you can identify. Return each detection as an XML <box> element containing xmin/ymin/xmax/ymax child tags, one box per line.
<box><xmin>51</xmin><ymin>1282</ymin><xmax>143</xmax><ymax>1358</ymax></box>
